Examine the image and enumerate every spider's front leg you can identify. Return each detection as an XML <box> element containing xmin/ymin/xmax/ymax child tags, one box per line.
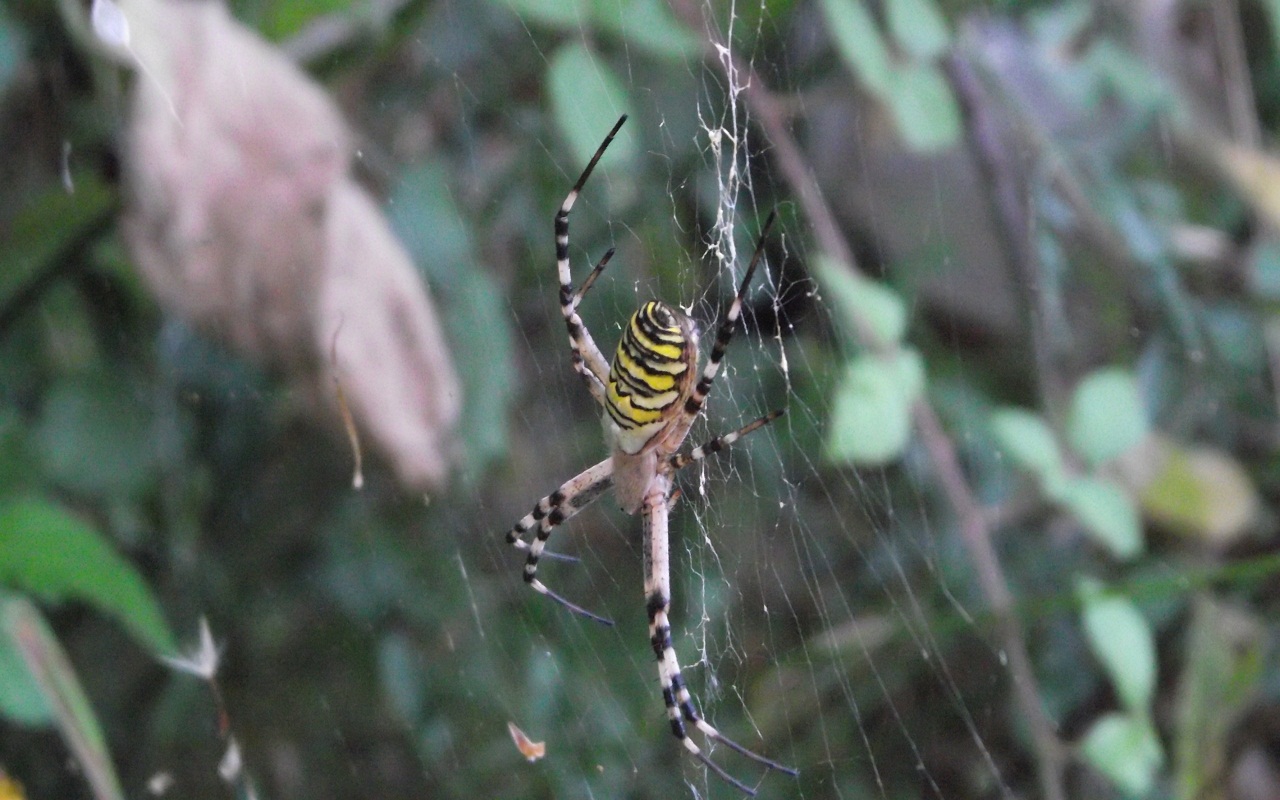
<box><xmin>641</xmin><ymin>477</ymin><xmax>797</xmax><ymax>796</ymax></box>
<box><xmin>555</xmin><ymin>115</ymin><xmax>629</xmax><ymax>406</ymax></box>
<box><xmin>671</xmin><ymin>209</ymin><xmax>777</xmax><ymax>446</ymax></box>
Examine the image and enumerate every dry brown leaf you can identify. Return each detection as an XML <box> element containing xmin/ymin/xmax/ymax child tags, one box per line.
<box><xmin>119</xmin><ymin>0</ymin><xmax>459</xmax><ymax>489</ymax></box>
<box><xmin>506</xmin><ymin>721</ymin><xmax>546</xmax><ymax>762</ymax></box>
<box><xmin>320</xmin><ymin>182</ymin><xmax>460</xmax><ymax>488</ymax></box>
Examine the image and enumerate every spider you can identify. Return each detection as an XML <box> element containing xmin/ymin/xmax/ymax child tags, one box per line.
<box><xmin>503</xmin><ymin>115</ymin><xmax>796</xmax><ymax>795</ymax></box>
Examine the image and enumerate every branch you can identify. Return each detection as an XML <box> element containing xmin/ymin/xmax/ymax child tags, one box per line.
<box><xmin>0</xmin><ymin>204</ymin><xmax>116</xmax><ymax>341</ymax></box>
<box><xmin>942</xmin><ymin>52</ymin><xmax>1069</xmax><ymax>423</ymax></box>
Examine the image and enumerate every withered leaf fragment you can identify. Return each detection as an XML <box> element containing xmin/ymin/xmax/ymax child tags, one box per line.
<box><xmin>121</xmin><ymin>0</ymin><xmax>459</xmax><ymax>489</ymax></box>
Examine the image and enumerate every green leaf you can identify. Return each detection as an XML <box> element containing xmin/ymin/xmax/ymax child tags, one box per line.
<box><xmin>0</xmin><ymin>594</ymin><xmax>51</xmax><ymax>724</ymax></box>
<box><xmin>1079</xmin><ymin>712</ymin><xmax>1163</xmax><ymax>797</ymax></box>
<box><xmin>1053</xmin><ymin>477</ymin><xmax>1143</xmax><ymax>560</ymax></box>
<box><xmin>989</xmin><ymin>408</ymin><xmax>1064</xmax><ymax>485</ymax></box>
<box><xmin>884</xmin><ymin>63</ymin><xmax>961</xmax><ymax>153</ymax></box>
<box><xmin>590</xmin><ymin>0</ymin><xmax>699</xmax><ymax>60</ymax></box>
<box><xmin>819</xmin><ymin>0</ymin><xmax>959</xmax><ymax>152</ymax></box>
<box><xmin>2</xmin><ymin>596</ymin><xmax>125</xmax><ymax>800</ymax></box>
<box><xmin>390</xmin><ymin>161</ymin><xmax>474</xmax><ymax>291</ymax></box>
<box><xmin>811</xmin><ymin>254</ymin><xmax>909</xmax><ymax>346</ymax></box>
<box><xmin>493</xmin><ymin>0</ymin><xmax>697</xmax><ymax>58</ymax></box>
<box><xmin>264</xmin><ymin>0</ymin><xmax>350</xmax><ymax>38</ymax></box>
<box><xmin>35</xmin><ymin>372</ymin><xmax>158</xmax><ymax>500</ymax></box>
<box><xmin>820</xmin><ymin>0</ymin><xmax>893</xmax><ymax>94</ymax></box>
<box><xmin>1068</xmin><ymin>367</ymin><xmax>1149</xmax><ymax>466</ymax></box>
<box><xmin>823</xmin><ymin>349</ymin><xmax>924</xmax><ymax>466</ymax></box>
<box><xmin>1264</xmin><ymin>0</ymin><xmax>1280</xmax><ymax>67</ymax></box>
<box><xmin>446</xmin><ymin>267</ymin><xmax>516</xmax><ymax>488</ymax></box>
<box><xmin>1174</xmin><ymin>598</ymin><xmax>1265</xmax><ymax>799</ymax></box>
<box><xmin>0</xmin><ymin>498</ymin><xmax>174</xmax><ymax>654</ymax></box>
<box><xmin>547</xmin><ymin>43</ymin><xmax>637</xmax><ymax>172</ymax></box>
<box><xmin>1077</xmin><ymin>40</ymin><xmax>1171</xmax><ymax>116</ymax></box>
<box><xmin>884</xmin><ymin>0</ymin><xmax>950</xmax><ymax>60</ymax></box>
<box><xmin>493</xmin><ymin>0</ymin><xmax>589</xmax><ymax>27</ymax></box>
<box><xmin>0</xmin><ymin>5</ymin><xmax>24</xmax><ymax>97</ymax></box>
<box><xmin>1078</xmin><ymin>578</ymin><xmax>1156</xmax><ymax>713</ymax></box>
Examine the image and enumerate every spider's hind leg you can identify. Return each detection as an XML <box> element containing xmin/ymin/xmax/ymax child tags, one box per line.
<box><xmin>648</xmin><ymin>592</ymin><xmax>798</xmax><ymax>793</ymax></box>
<box><xmin>641</xmin><ymin>479</ymin><xmax>795</xmax><ymax>796</ymax></box>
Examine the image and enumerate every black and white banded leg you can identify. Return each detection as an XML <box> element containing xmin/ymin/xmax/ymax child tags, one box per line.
<box><xmin>668</xmin><ymin>410</ymin><xmax>785</xmax><ymax>473</ymax></box>
<box><xmin>506</xmin><ymin>410</ymin><xmax>784</xmax><ymax>630</ymax></box>
<box><xmin>671</xmin><ymin>211</ymin><xmax>777</xmax><ymax>447</ymax></box>
<box><xmin>555</xmin><ymin>115</ymin><xmax>629</xmax><ymax>405</ymax></box>
<box><xmin>507</xmin><ymin>459</ymin><xmax>616</xmax><ymax>625</ymax></box>
<box><xmin>642</xmin><ymin>477</ymin><xmax>796</xmax><ymax>796</ymax></box>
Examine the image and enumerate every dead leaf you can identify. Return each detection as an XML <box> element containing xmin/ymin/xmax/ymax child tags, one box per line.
<box><xmin>507</xmin><ymin>721</ymin><xmax>546</xmax><ymax>762</ymax></box>
<box><xmin>319</xmin><ymin>182</ymin><xmax>460</xmax><ymax>488</ymax></box>
<box><xmin>119</xmin><ymin>0</ymin><xmax>459</xmax><ymax>489</ymax></box>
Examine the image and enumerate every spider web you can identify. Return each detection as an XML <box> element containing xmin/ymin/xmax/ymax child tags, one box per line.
<box><xmin>475</xmin><ymin>3</ymin><xmax>1016</xmax><ymax>799</ymax></box>
<box><xmin>679</xmin><ymin>20</ymin><xmax>1006</xmax><ymax>800</ymax></box>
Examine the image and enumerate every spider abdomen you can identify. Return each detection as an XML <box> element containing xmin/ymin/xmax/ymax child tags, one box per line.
<box><xmin>604</xmin><ymin>301</ymin><xmax>698</xmax><ymax>457</ymax></box>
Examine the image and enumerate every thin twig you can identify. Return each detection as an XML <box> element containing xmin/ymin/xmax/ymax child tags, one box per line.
<box><xmin>1211</xmin><ymin>0</ymin><xmax>1261</xmax><ymax>148</ymax></box>
<box><xmin>956</xmin><ymin>40</ymin><xmax>1205</xmax><ymax>358</ymax></box>
<box><xmin>913</xmin><ymin>403</ymin><xmax>1068</xmax><ymax>800</ymax></box>
<box><xmin>667</xmin><ymin>4</ymin><xmax>1067</xmax><ymax>799</ymax></box>
<box><xmin>943</xmin><ymin>52</ymin><xmax>1069</xmax><ymax>424</ymax></box>
<box><xmin>0</xmin><ymin>205</ymin><xmax>117</xmax><ymax>341</ymax></box>
<box><xmin>730</xmin><ymin>53</ymin><xmax>884</xmax><ymax>353</ymax></box>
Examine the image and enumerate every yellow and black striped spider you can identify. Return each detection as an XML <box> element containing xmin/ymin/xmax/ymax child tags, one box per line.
<box><xmin>504</xmin><ymin>115</ymin><xmax>796</xmax><ymax>795</ymax></box>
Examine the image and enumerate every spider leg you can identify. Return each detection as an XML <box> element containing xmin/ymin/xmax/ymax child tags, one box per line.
<box><xmin>668</xmin><ymin>409</ymin><xmax>784</xmax><ymax>473</ymax></box>
<box><xmin>641</xmin><ymin>478</ymin><xmax>795</xmax><ymax>796</ymax></box>
<box><xmin>568</xmin><ymin>247</ymin><xmax>614</xmax><ymax>314</ymax></box>
<box><xmin>505</xmin><ymin>480</ymin><xmax>594</xmax><ymax>565</ymax></box>
<box><xmin>507</xmin><ymin>459</ymin><xmax>613</xmax><ymax>550</ymax></box>
<box><xmin>676</xmin><ymin>210</ymin><xmax>778</xmax><ymax>437</ymax></box>
<box><xmin>511</xmin><ymin>458</ymin><xmax>616</xmax><ymax>625</ymax></box>
<box><xmin>557</xmin><ymin>115</ymin><xmax>629</xmax><ymax>405</ymax></box>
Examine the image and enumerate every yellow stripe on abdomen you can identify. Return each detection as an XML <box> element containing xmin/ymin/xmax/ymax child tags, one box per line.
<box><xmin>605</xmin><ymin>302</ymin><xmax>695</xmax><ymax>454</ymax></box>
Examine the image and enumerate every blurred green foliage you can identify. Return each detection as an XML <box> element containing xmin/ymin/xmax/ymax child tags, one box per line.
<box><xmin>4</xmin><ymin>1</ymin><xmax>1280</xmax><ymax>799</ymax></box>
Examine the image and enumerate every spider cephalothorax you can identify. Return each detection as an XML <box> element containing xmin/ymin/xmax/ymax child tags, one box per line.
<box><xmin>502</xmin><ymin>115</ymin><xmax>794</xmax><ymax>795</ymax></box>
